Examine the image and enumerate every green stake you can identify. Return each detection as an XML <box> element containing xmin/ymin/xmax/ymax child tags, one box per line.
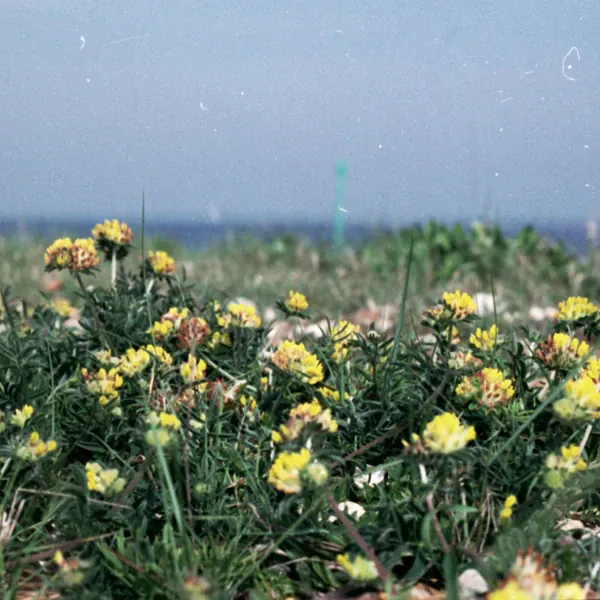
<box><xmin>333</xmin><ymin>161</ymin><xmax>347</xmax><ymax>252</ymax></box>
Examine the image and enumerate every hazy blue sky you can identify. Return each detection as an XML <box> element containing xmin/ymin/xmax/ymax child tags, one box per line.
<box><xmin>0</xmin><ymin>0</ymin><xmax>598</xmax><ymax>226</ymax></box>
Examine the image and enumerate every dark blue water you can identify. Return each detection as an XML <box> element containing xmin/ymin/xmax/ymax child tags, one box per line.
<box><xmin>0</xmin><ymin>217</ymin><xmax>593</xmax><ymax>256</ymax></box>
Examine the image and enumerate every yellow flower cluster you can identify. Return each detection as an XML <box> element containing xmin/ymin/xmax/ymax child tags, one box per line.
<box><xmin>544</xmin><ymin>444</ymin><xmax>587</xmax><ymax>489</ymax></box>
<box><xmin>272</xmin><ymin>340</ymin><xmax>324</xmax><ymax>385</ymax></box>
<box><xmin>553</xmin><ymin>376</ymin><xmax>600</xmax><ymax>422</ymax></box>
<box><xmin>442</xmin><ymin>290</ymin><xmax>477</xmax><ymax>320</ymax></box>
<box><xmin>554</xmin><ymin>296</ymin><xmax>598</xmax><ymax>322</ymax></box>
<box><xmin>82</xmin><ymin>367</ymin><xmax>123</xmax><ymax>407</ymax></box>
<box><xmin>331</xmin><ymin>320</ymin><xmax>360</xmax><ymax>361</ymax></box>
<box><xmin>147</xmin><ymin>306</ymin><xmax>190</xmax><ymax>341</ymax></box>
<box><xmin>336</xmin><ymin>553</ymin><xmax>378</xmax><ymax>581</ymax></box>
<box><xmin>222</xmin><ymin>302</ymin><xmax>262</xmax><ymax>328</ymax></box>
<box><xmin>148</xmin><ymin>250</ymin><xmax>175</xmax><ymax>275</ymax></box>
<box><xmin>284</xmin><ymin>290</ymin><xmax>309</xmax><ymax>312</ymax></box>
<box><xmin>420</xmin><ymin>412</ymin><xmax>476</xmax><ymax>454</ymax></box>
<box><xmin>180</xmin><ymin>354</ymin><xmax>207</xmax><ymax>389</ymax></box>
<box><xmin>118</xmin><ymin>348</ymin><xmax>151</xmax><ymax>377</ymax></box>
<box><xmin>145</xmin><ymin>411</ymin><xmax>182</xmax><ymax>447</ymax></box>
<box><xmin>536</xmin><ymin>333</ymin><xmax>589</xmax><ymax>369</ymax></box>
<box><xmin>44</xmin><ymin>238</ymin><xmax>100</xmax><ymax>271</ymax></box>
<box><xmin>92</xmin><ymin>219</ymin><xmax>133</xmax><ymax>246</ymax></box>
<box><xmin>448</xmin><ymin>350</ymin><xmax>483</xmax><ymax>371</ymax></box>
<box><xmin>317</xmin><ymin>386</ymin><xmax>341</xmax><ymax>403</ymax></box>
<box><xmin>488</xmin><ymin>548</ymin><xmax>586</xmax><ymax>600</ymax></box>
<box><xmin>10</xmin><ymin>404</ymin><xmax>34</xmax><ymax>428</ymax></box>
<box><xmin>51</xmin><ymin>299</ymin><xmax>73</xmax><ymax>319</ymax></box>
<box><xmin>16</xmin><ymin>431</ymin><xmax>57</xmax><ymax>461</ymax></box>
<box><xmin>86</xmin><ymin>462</ymin><xmax>126</xmax><ymax>496</ymax></box>
<box><xmin>267</xmin><ymin>447</ymin><xmax>328</xmax><ymax>494</ymax></box>
<box><xmin>144</xmin><ymin>344</ymin><xmax>173</xmax><ymax>368</ymax></box>
<box><xmin>470</xmin><ymin>324</ymin><xmax>498</xmax><ymax>351</ymax></box>
<box><xmin>271</xmin><ymin>399</ymin><xmax>338</xmax><ymax>444</ymax></box>
<box><xmin>456</xmin><ymin>368</ymin><xmax>515</xmax><ymax>409</ymax></box>
<box><xmin>499</xmin><ymin>494</ymin><xmax>517</xmax><ymax>522</ymax></box>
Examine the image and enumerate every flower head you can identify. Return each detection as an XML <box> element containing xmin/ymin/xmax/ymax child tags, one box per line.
<box><xmin>86</xmin><ymin>462</ymin><xmax>126</xmax><ymax>496</ymax></box>
<box><xmin>470</xmin><ymin>324</ymin><xmax>499</xmax><ymax>351</ymax></box>
<box><xmin>70</xmin><ymin>238</ymin><xmax>100</xmax><ymax>271</ymax></box>
<box><xmin>555</xmin><ymin>296</ymin><xmax>598</xmax><ymax>322</ymax></box>
<box><xmin>51</xmin><ymin>299</ymin><xmax>73</xmax><ymax>319</ymax></box>
<box><xmin>284</xmin><ymin>290</ymin><xmax>309</xmax><ymax>313</ymax></box>
<box><xmin>177</xmin><ymin>317</ymin><xmax>210</xmax><ymax>349</ymax></box>
<box><xmin>145</xmin><ymin>411</ymin><xmax>181</xmax><ymax>447</ymax></box>
<box><xmin>272</xmin><ymin>340</ymin><xmax>324</xmax><ymax>385</ymax></box>
<box><xmin>267</xmin><ymin>448</ymin><xmax>327</xmax><ymax>494</ymax></box>
<box><xmin>456</xmin><ymin>368</ymin><xmax>515</xmax><ymax>409</ymax></box>
<box><xmin>442</xmin><ymin>290</ymin><xmax>477</xmax><ymax>321</ymax></box>
<box><xmin>118</xmin><ymin>348</ymin><xmax>151</xmax><ymax>377</ymax></box>
<box><xmin>271</xmin><ymin>399</ymin><xmax>338</xmax><ymax>444</ymax></box>
<box><xmin>536</xmin><ymin>333</ymin><xmax>589</xmax><ymax>369</ymax></box>
<box><xmin>224</xmin><ymin>302</ymin><xmax>262</xmax><ymax>328</ymax></box>
<box><xmin>336</xmin><ymin>554</ymin><xmax>378</xmax><ymax>582</ymax></box>
<box><xmin>10</xmin><ymin>404</ymin><xmax>34</xmax><ymax>429</ymax></box>
<box><xmin>553</xmin><ymin>376</ymin><xmax>600</xmax><ymax>422</ymax></box>
<box><xmin>82</xmin><ymin>367</ymin><xmax>123</xmax><ymax>407</ymax></box>
<box><xmin>545</xmin><ymin>444</ymin><xmax>587</xmax><ymax>489</ymax></box>
<box><xmin>44</xmin><ymin>238</ymin><xmax>73</xmax><ymax>270</ymax></box>
<box><xmin>16</xmin><ymin>431</ymin><xmax>57</xmax><ymax>461</ymax></box>
<box><xmin>421</xmin><ymin>412</ymin><xmax>476</xmax><ymax>454</ymax></box>
<box><xmin>499</xmin><ymin>495</ymin><xmax>517</xmax><ymax>522</ymax></box>
<box><xmin>148</xmin><ymin>250</ymin><xmax>175</xmax><ymax>275</ymax></box>
<box><xmin>92</xmin><ymin>219</ymin><xmax>133</xmax><ymax>258</ymax></box>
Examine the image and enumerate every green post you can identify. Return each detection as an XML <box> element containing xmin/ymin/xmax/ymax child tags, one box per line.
<box><xmin>333</xmin><ymin>161</ymin><xmax>347</xmax><ymax>252</ymax></box>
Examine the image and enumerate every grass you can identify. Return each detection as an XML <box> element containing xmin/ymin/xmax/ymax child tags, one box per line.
<box><xmin>0</xmin><ymin>219</ymin><xmax>600</xmax><ymax>599</ymax></box>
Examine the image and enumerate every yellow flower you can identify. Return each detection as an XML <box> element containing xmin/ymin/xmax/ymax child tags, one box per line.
<box><xmin>10</xmin><ymin>404</ymin><xmax>34</xmax><ymax>428</ymax></box>
<box><xmin>82</xmin><ymin>367</ymin><xmax>123</xmax><ymax>407</ymax></box>
<box><xmin>456</xmin><ymin>368</ymin><xmax>515</xmax><ymax>409</ymax></box>
<box><xmin>144</xmin><ymin>344</ymin><xmax>173</xmax><ymax>368</ymax></box>
<box><xmin>148</xmin><ymin>250</ymin><xmax>175</xmax><ymax>275</ymax></box>
<box><xmin>536</xmin><ymin>333</ymin><xmax>589</xmax><ymax>369</ymax></box>
<box><xmin>145</xmin><ymin>411</ymin><xmax>181</xmax><ymax>446</ymax></box>
<box><xmin>92</xmin><ymin>219</ymin><xmax>133</xmax><ymax>246</ymax></box>
<box><xmin>272</xmin><ymin>340</ymin><xmax>324</xmax><ymax>385</ymax></box>
<box><xmin>442</xmin><ymin>290</ymin><xmax>477</xmax><ymax>320</ymax></box>
<box><xmin>16</xmin><ymin>431</ymin><xmax>57</xmax><ymax>461</ymax></box>
<box><xmin>318</xmin><ymin>386</ymin><xmax>341</xmax><ymax>403</ymax></box>
<box><xmin>86</xmin><ymin>462</ymin><xmax>126</xmax><ymax>496</ymax></box>
<box><xmin>421</xmin><ymin>412</ymin><xmax>476</xmax><ymax>454</ymax></box>
<box><xmin>285</xmin><ymin>290</ymin><xmax>309</xmax><ymax>312</ymax></box>
<box><xmin>470</xmin><ymin>324</ymin><xmax>498</xmax><ymax>351</ymax></box>
<box><xmin>499</xmin><ymin>495</ymin><xmax>517</xmax><ymax>522</ymax></box>
<box><xmin>70</xmin><ymin>238</ymin><xmax>100</xmax><ymax>271</ymax></box>
<box><xmin>556</xmin><ymin>583</ymin><xmax>587</xmax><ymax>600</ymax></box>
<box><xmin>487</xmin><ymin>580</ymin><xmax>533</xmax><ymax>600</ymax></box>
<box><xmin>553</xmin><ymin>376</ymin><xmax>600</xmax><ymax>421</ymax></box>
<box><xmin>331</xmin><ymin>320</ymin><xmax>360</xmax><ymax>361</ymax></box>
<box><xmin>180</xmin><ymin>354</ymin><xmax>207</xmax><ymax>387</ymax></box>
<box><xmin>147</xmin><ymin>320</ymin><xmax>174</xmax><ymax>341</ymax></box>
<box><xmin>272</xmin><ymin>400</ymin><xmax>338</xmax><ymax>444</ymax></box>
<box><xmin>546</xmin><ymin>444</ymin><xmax>587</xmax><ymax>473</ymax></box>
<box><xmin>44</xmin><ymin>238</ymin><xmax>73</xmax><ymax>269</ymax></box>
<box><xmin>267</xmin><ymin>448</ymin><xmax>312</xmax><ymax>494</ymax></box>
<box><xmin>555</xmin><ymin>296</ymin><xmax>598</xmax><ymax>321</ymax></box>
<box><xmin>51</xmin><ymin>299</ymin><xmax>73</xmax><ymax>319</ymax></box>
<box><xmin>225</xmin><ymin>302</ymin><xmax>262</xmax><ymax>328</ymax></box>
<box><xmin>118</xmin><ymin>348</ymin><xmax>151</xmax><ymax>377</ymax></box>
<box><xmin>336</xmin><ymin>554</ymin><xmax>378</xmax><ymax>581</ymax></box>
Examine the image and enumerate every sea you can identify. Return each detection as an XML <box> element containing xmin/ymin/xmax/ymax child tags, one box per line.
<box><xmin>0</xmin><ymin>218</ymin><xmax>595</xmax><ymax>257</ymax></box>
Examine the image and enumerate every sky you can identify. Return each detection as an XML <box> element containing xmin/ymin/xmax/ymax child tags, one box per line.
<box><xmin>0</xmin><ymin>0</ymin><xmax>598</xmax><ymax>227</ymax></box>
